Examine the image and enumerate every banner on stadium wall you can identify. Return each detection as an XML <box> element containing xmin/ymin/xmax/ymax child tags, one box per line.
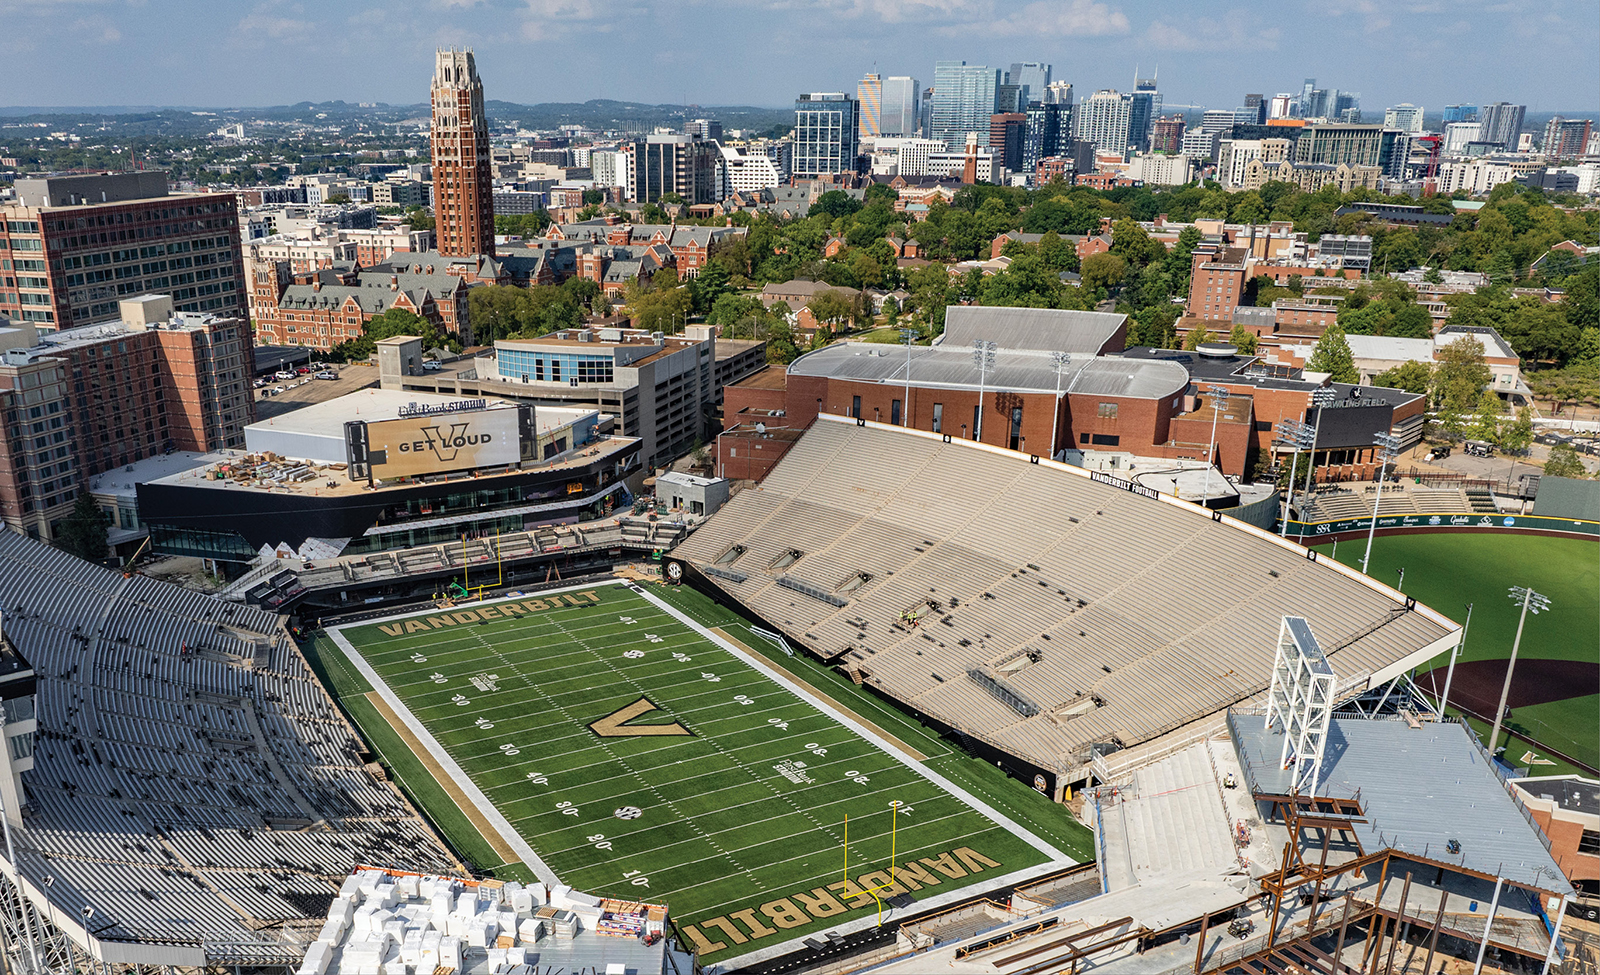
<box><xmin>1285</xmin><ymin>512</ymin><xmax>1599</xmax><ymax>540</ymax></box>
<box><xmin>344</xmin><ymin>406</ymin><xmax>531</xmax><ymax>480</ymax></box>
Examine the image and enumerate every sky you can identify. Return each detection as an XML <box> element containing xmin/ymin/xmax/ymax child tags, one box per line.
<box><xmin>2</xmin><ymin>0</ymin><xmax>1597</xmax><ymax>114</ymax></box>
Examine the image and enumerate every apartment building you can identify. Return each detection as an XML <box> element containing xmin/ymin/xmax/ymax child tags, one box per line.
<box><xmin>0</xmin><ymin>294</ymin><xmax>254</xmax><ymax>541</ymax></box>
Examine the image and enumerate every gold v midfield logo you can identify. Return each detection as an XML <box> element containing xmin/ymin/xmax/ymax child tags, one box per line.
<box><xmin>588</xmin><ymin>697</ymin><xmax>693</xmax><ymax>738</ymax></box>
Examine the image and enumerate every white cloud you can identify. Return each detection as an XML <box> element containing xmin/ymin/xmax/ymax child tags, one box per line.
<box><xmin>951</xmin><ymin>0</ymin><xmax>1129</xmax><ymax>37</ymax></box>
<box><xmin>71</xmin><ymin>15</ymin><xmax>121</xmax><ymax>42</ymax></box>
<box><xmin>1144</xmin><ymin>9</ymin><xmax>1279</xmax><ymax>51</ymax></box>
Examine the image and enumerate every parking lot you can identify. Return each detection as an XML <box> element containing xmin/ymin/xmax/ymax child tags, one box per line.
<box><xmin>253</xmin><ymin>361</ymin><xmax>380</xmax><ymax>421</ymax></box>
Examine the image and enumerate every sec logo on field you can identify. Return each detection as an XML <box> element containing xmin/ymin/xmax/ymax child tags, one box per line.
<box><xmin>614</xmin><ymin>806</ymin><xmax>643</xmax><ymax>820</ymax></box>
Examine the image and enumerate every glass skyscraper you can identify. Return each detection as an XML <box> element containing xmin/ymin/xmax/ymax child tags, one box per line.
<box><xmin>931</xmin><ymin>61</ymin><xmax>1000</xmax><ymax>150</ymax></box>
<box><xmin>879</xmin><ymin>76</ymin><xmax>920</xmax><ymax>137</ymax></box>
<box><xmin>793</xmin><ymin>93</ymin><xmax>860</xmax><ymax>177</ymax></box>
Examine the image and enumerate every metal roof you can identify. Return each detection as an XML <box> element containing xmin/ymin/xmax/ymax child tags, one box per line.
<box><xmin>939</xmin><ymin>305</ymin><xmax>1128</xmax><ymax>355</ymax></box>
<box><xmin>1233</xmin><ymin>715</ymin><xmax>1572</xmax><ymax>894</ymax></box>
<box><xmin>787</xmin><ymin>343</ymin><xmax>1190</xmax><ymax>400</ymax></box>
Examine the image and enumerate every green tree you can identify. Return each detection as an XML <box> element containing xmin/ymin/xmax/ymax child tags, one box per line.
<box><xmin>1306</xmin><ymin>323</ymin><xmax>1360</xmax><ymax>383</ymax></box>
<box><xmin>1229</xmin><ymin>323</ymin><xmax>1259</xmax><ymax>355</ymax></box>
<box><xmin>1080</xmin><ymin>252</ymin><xmax>1127</xmax><ymax>292</ymax></box>
<box><xmin>1373</xmin><ymin>360</ymin><xmax>1432</xmax><ymax>395</ymax></box>
<box><xmin>1432</xmin><ymin>336</ymin><xmax>1492</xmax><ymax>412</ymax></box>
<box><xmin>807</xmin><ymin>289</ymin><xmax>855</xmax><ymax>330</ymax></box>
<box><xmin>812</xmin><ymin>190</ymin><xmax>863</xmax><ymax>220</ymax></box>
<box><xmin>403</xmin><ymin>206</ymin><xmax>434</xmax><ymax>232</ymax></box>
<box><xmin>1470</xmin><ymin>388</ymin><xmax>1504</xmax><ymax>444</ymax></box>
<box><xmin>1543</xmin><ymin>445</ymin><xmax>1588</xmax><ymax>479</ymax></box>
<box><xmin>1500</xmin><ymin>406</ymin><xmax>1534</xmax><ymax>454</ymax></box>
<box><xmin>1184</xmin><ymin>325</ymin><xmax>1213</xmax><ymax>351</ymax></box>
<box><xmin>56</xmin><ymin>493</ymin><xmax>110</xmax><ymax>562</ymax></box>
<box><xmin>328</xmin><ymin>308</ymin><xmax>458</xmax><ymax>363</ymax></box>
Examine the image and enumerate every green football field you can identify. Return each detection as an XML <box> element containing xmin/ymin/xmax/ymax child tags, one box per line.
<box><xmin>1313</xmin><ymin>532</ymin><xmax>1599</xmax><ymax>773</ymax></box>
<box><xmin>328</xmin><ymin>582</ymin><xmax>1070</xmax><ymax>964</ymax></box>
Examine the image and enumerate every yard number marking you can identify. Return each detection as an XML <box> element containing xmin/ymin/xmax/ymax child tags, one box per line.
<box><xmin>499</xmin><ymin>743</ymin><xmax>521</xmax><ymax>756</ymax></box>
<box><xmin>804</xmin><ymin>742</ymin><xmax>828</xmax><ymax>756</ymax></box>
<box><xmin>429</xmin><ymin>672</ymin><xmax>448</xmax><ymax>684</ymax></box>
<box><xmin>672</xmin><ymin>652</ymin><xmax>692</xmax><ymax>663</ymax></box>
<box><xmin>768</xmin><ymin>717</ymin><xmax>790</xmax><ymax>730</ymax></box>
<box><xmin>526</xmin><ymin>772</ymin><xmax>548</xmax><ymax>785</ymax></box>
<box><xmin>410</xmin><ymin>652</ymin><xmax>428</xmax><ymax>664</ymax></box>
<box><xmin>587</xmin><ymin>834</ymin><xmax>613</xmax><ymax>851</ymax></box>
<box><xmin>701</xmin><ymin>672</ymin><xmax>722</xmax><ymax>683</ymax></box>
<box><xmin>556</xmin><ymin>801</ymin><xmax>580</xmax><ymax>817</ymax></box>
<box><xmin>474</xmin><ymin>717</ymin><xmax>495</xmax><ymax>730</ymax></box>
<box><xmin>619</xmin><ymin>616</ymin><xmax>637</xmax><ymax>625</ymax></box>
<box><xmin>644</xmin><ymin>633</ymin><xmax>664</xmax><ymax>643</ymax></box>
<box><xmin>733</xmin><ymin>695</ymin><xmax>754</xmax><ymax>706</ymax></box>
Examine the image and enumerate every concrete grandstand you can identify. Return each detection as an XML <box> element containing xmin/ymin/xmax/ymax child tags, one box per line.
<box><xmin>0</xmin><ymin>532</ymin><xmax>456</xmax><ymax>972</ymax></box>
<box><xmin>669</xmin><ymin>416</ymin><xmax>1462</xmax><ymax>796</ymax></box>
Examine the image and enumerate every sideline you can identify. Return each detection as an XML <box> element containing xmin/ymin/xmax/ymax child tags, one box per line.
<box><xmin>363</xmin><ymin>690</ymin><xmax>524</xmax><ymax>868</ymax></box>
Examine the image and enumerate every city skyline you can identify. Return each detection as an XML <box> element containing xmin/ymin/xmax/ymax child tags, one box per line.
<box><xmin>0</xmin><ymin>0</ymin><xmax>1596</xmax><ymax>115</ymax></box>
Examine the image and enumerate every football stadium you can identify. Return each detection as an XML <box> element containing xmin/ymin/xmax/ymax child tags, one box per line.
<box><xmin>326</xmin><ymin>581</ymin><xmax>1075</xmax><ymax>967</ymax></box>
<box><xmin>669</xmin><ymin>415</ymin><xmax>1464</xmax><ymax>794</ymax></box>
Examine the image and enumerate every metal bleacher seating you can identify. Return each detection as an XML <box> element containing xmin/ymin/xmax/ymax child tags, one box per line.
<box><xmin>0</xmin><ymin>533</ymin><xmax>456</xmax><ymax>963</ymax></box>
<box><xmin>674</xmin><ymin>418</ymin><xmax>1458</xmax><ymax>785</ymax></box>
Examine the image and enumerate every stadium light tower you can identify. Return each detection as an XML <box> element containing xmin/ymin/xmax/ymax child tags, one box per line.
<box><xmin>1274</xmin><ymin>418</ymin><xmax>1316</xmax><ymax>537</ymax></box>
<box><xmin>1300</xmin><ymin>385</ymin><xmax>1339</xmax><ymax>510</ymax></box>
<box><xmin>899</xmin><ymin>328</ymin><xmax>918</xmax><ymax>426</ymax></box>
<box><xmin>1200</xmin><ymin>385</ymin><xmax>1230</xmax><ymax>508</ymax></box>
<box><xmin>1359</xmin><ymin>432</ymin><xmax>1402</xmax><ymax>575</ymax></box>
<box><xmin>971</xmin><ymin>341</ymin><xmax>997</xmax><ymax>441</ymax></box>
<box><xmin>1439</xmin><ymin>602</ymin><xmax>1471</xmax><ymax>717</ymax></box>
<box><xmin>1488</xmin><ymin>586</ymin><xmax>1550</xmax><ymax>760</ymax></box>
<box><xmin>1049</xmin><ymin>352</ymin><xmax>1072</xmax><ymax>459</ymax></box>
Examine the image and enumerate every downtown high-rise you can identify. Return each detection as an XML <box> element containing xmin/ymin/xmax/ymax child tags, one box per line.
<box><xmin>793</xmin><ymin>93</ymin><xmax>860</xmax><ymax>177</ymax></box>
<box><xmin>879</xmin><ymin>76</ymin><xmax>920</xmax><ymax>137</ymax></box>
<box><xmin>430</xmin><ymin>48</ymin><xmax>494</xmax><ymax>258</ymax></box>
<box><xmin>930</xmin><ymin>61</ymin><xmax>1000</xmax><ymax>150</ymax></box>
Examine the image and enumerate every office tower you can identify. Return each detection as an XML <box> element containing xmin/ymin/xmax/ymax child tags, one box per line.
<box><xmin>1384</xmin><ymin>104</ymin><xmax>1425</xmax><ymax>134</ymax></box>
<box><xmin>1150</xmin><ymin>116</ymin><xmax>1185</xmax><ymax>153</ymax></box>
<box><xmin>1335</xmin><ymin>92</ymin><xmax>1361</xmax><ymax>122</ymax></box>
<box><xmin>1298</xmin><ymin>79</ymin><xmax>1316</xmax><ymax>116</ymax></box>
<box><xmin>0</xmin><ymin>172</ymin><xmax>246</xmax><ymax>330</ymax></box>
<box><xmin>1008</xmin><ymin>62</ymin><xmax>1052</xmax><ymax>107</ymax></box>
<box><xmin>879</xmin><ymin>76</ymin><xmax>920</xmax><ymax>137</ymax></box>
<box><xmin>1243</xmin><ymin>94</ymin><xmax>1267</xmax><ymax>125</ymax></box>
<box><xmin>793</xmin><ymin>93</ymin><xmax>860</xmax><ymax>177</ymax></box>
<box><xmin>996</xmin><ymin>83</ymin><xmax>1022</xmax><ymax>114</ymax></box>
<box><xmin>430</xmin><ymin>48</ymin><xmax>494</xmax><ymax>258</ymax></box>
<box><xmin>684</xmin><ymin>118</ymin><xmax>724</xmax><ymax>142</ymax></box>
<box><xmin>1075</xmin><ymin>89</ymin><xmax>1133</xmax><ymax>156</ymax></box>
<box><xmin>1543</xmin><ymin>117</ymin><xmax>1593</xmax><ymax>159</ymax></box>
<box><xmin>919</xmin><ymin>88</ymin><xmax>934</xmax><ymax>140</ymax></box>
<box><xmin>989</xmin><ymin>113</ymin><xmax>1027</xmax><ymax>171</ymax></box>
<box><xmin>931</xmin><ymin>61</ymin><xmax>1000</xmax><ymax>149</ymax></box>
<box><xmin>624</xmin><ymin>134</ymin><xmax>723</xmax><ymax>203</ymax></box>
<box><xmin>1128</xmin><ymin>75</ymin><xmax>1161</xmax><ymax>152</ymax></box>
<box><xmin>1296</xmin><ymin>124</ymin><xmax>1410</xmax><ymax>178</ymax></box>
<box><xmin>1268</xmin><ymin>94</ymin><xmax>1294</xmax><ymax>119</ymax></box>
<box><xmin>1442</xmin><ymin>104</ymin><xmax>1479</xmax><ymax>123</ymax></box>
<box><xmin>1479</xmin><ymin>102</ymin><xmax>1527</xmax><ymax>148</ymax></box>
<box><xmin>857</xmin><ymin>74</ymin><xmax>884</xmax><ymax>138</ymax></box>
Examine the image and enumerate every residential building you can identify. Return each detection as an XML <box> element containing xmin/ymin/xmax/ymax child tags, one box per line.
<box><xmin>1023</xmin><ymin>97</ymin><xmax>1073</xmax><ymax>174</ymax></box>
<box><xmin>720</xmin><ymin>143</ymin><xmax>789</xmax><ymax>193</ymax></box>
<box><xmin>857</xmin><ymin>74</ymin><xmax>884</xmax><ymax>138</ymax></box>
<box><xmin>0</xmin><ymin>171</ymin><xmax>246</xmax><ymax>332</ymax></box>
<box><xmin>683</xmin><ymin>118</ymin><xmax>723</xmax><ymax>142</ymax></box>
<box><xmin>1383</xmin><ymin>103</ymin><xmax>1425</xmax><ymax>134</ymax></box>
<box><xmin>1442</xmin><ymin>121</ymin><xmax>1483</xmax><ymax>154</ymax></box>
<box><xmin>1006</xmin><ymin>62</ymin><xmax>1052</xmax><ymax>107</ymax></box>
<box><xmin>1217</xmin><ymin>138</ymin><xmax>1291</xmax><ymax>189</ymax></box>
<box><xmin>1478</xmin><ymin>102</ymin><xmax>1526</xmax><ymax>148</ymax></box>
<box><xmin>793</xmin><ymin>93</ymin><xmax>860</xmax><ymax>178</ymax></box>
<box><xmin>1543</xmin><ymin>117</ymin><xmax>1593</xmax><ymax>160</ymax></box>
<box><xmin>491</xmin><ymin>188</ymin><xmax>546</xmax><ymax>214</ymax></box>
<box><xmin>879</xmin><ymin>76</ymin><xmax>920</xmax><ymax>137</ymax></box>
<box><xmin>1268</xmin><ymin>94</ymin><xmax>1294</xmax><ymax>119</ymax></box>
<box><xmin>430</xmin><ymin>48</ymin><xmax>495</xmax><ymax>258</ymax></box>
<box><xmin>1149</xmin><ymin>116</ymin><xmax>1185</xmax><ymax>153</ymax></box>
<box><xmin>624</xmin><ymin>134</ymin><xmax>723</xmax><ymax>204</ymax></box>
<box><xmin>589</xmin><ymin>148</ymin><xmax>628</xmax><ymax>188</ymax></box>
<box><xmin>930</xmin><ymin>61</ymin><xmax>1000</xmax><ymax>150</ymax></box>
<box><xmin>1435</xmin><ymin>155</ymin><xmax>1542</xmax><ymax>195</ymax></box>
<box><xmin>1128</xmin><ymin>77</ymin><xmax>1161</xmax><ymax>152</ymax></box>
<box><xmin>868</xmin><ymin>138</ymin><xmax>947</xmax><ymax>178</ymax></box>
<box><xmin>1441</xmin><ymin>104</ymin><xmax>1478</xmax><ymax>123</ymax></box>
<box><xmin>989</xmin><ymin>113</ymin><xmax>1027</xmax><ymax>172</ymax></box>
<box><xmin>1126</xmin><ymin>152</ymin><xmax>1195</xmax><ymax>186</ymax></box>
<box><xmin>1180</xmin><ymin>126</ymin><xmax>1224</xmax><ymax>161</ymax></box>
<box><xmin>1074</xmin><ymin>89</ymin><xmax>1133</xmax><ymax>156</ymax></box>
<box><xmin>0</xmin><ymin>294</ymin><xmax>254</xmax><ymax>542</ymax></box>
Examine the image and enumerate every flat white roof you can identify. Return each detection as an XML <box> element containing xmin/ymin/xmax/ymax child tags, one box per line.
<box><xmin>244</xmin><ymin>389</ymin><xmax>517</xmax><ymax>440</ymax></box>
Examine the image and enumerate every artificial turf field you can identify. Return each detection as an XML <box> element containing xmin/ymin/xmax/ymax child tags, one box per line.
<box><xmin>327</xmin><ymin>580</ymin><xmax>1071</xmax><ymax>964</ymax></box>
<box><xmin>1313</xmin><ymin>532</ymin><xmax>1599</xmax><ymax>773</ymax></box>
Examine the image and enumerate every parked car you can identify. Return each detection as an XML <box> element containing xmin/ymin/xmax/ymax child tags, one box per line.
<box><xmin>296</xmin><ymin>366</ymin><xmax>313</xmax><ymax>375</ymax></box>
<box><xmin>274</xmin><ymin>370</ymin><xmax>296</xmax><ymax>380</ymax></box>
<box><xmin>421</xmin><ymin>360</ymin><xmax>443</xmax><ymax>372</ymax></box>
<box><xmin>316</xmin><ymin>370</ymin><xmax>338</xmax><ymax>380</ymax></box>
<box><xmin>273</xmin><ymin>385</ymin><xmax>286</xmax><ymax>393</ymax></box>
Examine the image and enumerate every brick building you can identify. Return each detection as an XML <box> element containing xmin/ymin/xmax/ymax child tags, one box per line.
<box><xmin>0</xmin><ymin>172</ymin><xmax>246</xmax><ymax>332</ymax></box>
<box><xmin>431</xmin><ymin>48</ymin><xmax>495</xmax><ymax>258</ymax></box>
<box><xmin>0</xmin><ymin>295</ymin><xmax>254</xmax><ymax>541</ymax></box>
<box><xmin>248</xmin><ymin>259</ymin><xmax>468</xmax><ymax>352</ymax></box>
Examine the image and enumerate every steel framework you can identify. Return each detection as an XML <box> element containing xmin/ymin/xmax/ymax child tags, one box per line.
<box><xmin>1263</xmin><ymin>617</ymin><xmax>1337</xmax><ymax>798</ymax></box>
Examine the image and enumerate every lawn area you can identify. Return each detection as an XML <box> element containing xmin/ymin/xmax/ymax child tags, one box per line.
<box><xmin>1312</xmin><ymin>532</ymin><xmax>1599</xmax><ymax>771</ymax></box>
<box><xmin>326</xmin><ymin>581</ymin><xmax>1071</xmax><ymax>964</ymax></box>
